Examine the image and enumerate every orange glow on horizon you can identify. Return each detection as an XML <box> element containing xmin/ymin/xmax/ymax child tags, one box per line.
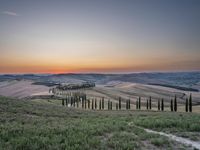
<box><xmin>1</xmin><ymin>46</ymin><xmax>200</xmax><ymax>74</ymax></box>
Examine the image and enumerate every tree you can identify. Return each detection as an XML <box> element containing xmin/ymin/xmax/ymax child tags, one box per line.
<box><xmin>108</xmin><ymin>100</ymin><xmax>110</xmax><ymax>110</ymax></box>
<box><xmin>146</xmin><ymin>99</ymin><xmax>149</xmax><ymax>110</ymax></box>
<box><xmin>136</xmin><ymin>100</ymin><xmax>138</xmax><ymax>110</ymax></box>
<box><xmin>119</xmin><ymin>97</ymin><xmax>121</xmax><ymax>110</ymax></box>
<box><xmin>161</xmin><ymin>99</ymin><xmax>164</xmax><ymax>111</ymax></box>
<box><xmin>73</xmin><ymin>98</ymin><xmax>76</xmax><ymax>107</ymax></box>
<box><xmin>71</xmin><ymin>97</ymin><xmax>73</xmax><ymax>106</ymax></box>
<box><xmin>102</xmin><ymin>97</ymin><xmax>104</xmax><ymax>110</ymax></box>
<box><xmin>189</xmin><ymin>94</ymin><xmax>192</xmax><ymax>112</ymax></box>
<box><xmin>82</xmin><ymin>98</ymin><xmax>84</xmax><ymax>109</ymax></box>
<box><xmin>126</xmin><ymin>100</ymin><xmax>128</xmax><ymax>110</ymax></box>
<box><xmin>62</xmin><ymin>99</ymin><xmax>64</xmax><ymax>106</ymax></box>
<box><xmin>99</xmin><ymin>100</ymin><xmax>101</xmax><ymax>110</ymax></box>
<box><xmin>174</xmin><ymin>95</ymin><xmax>177</xmax><ymax>112</ymax></box>
<box><xmin>92</xmin><ymin>99</ymin><xmax>94</xmax><ymax>110</ymax></box>
<box><xmin>170</xmin><ymin>99</ymin><xmax>173</xmax><ymax>112</ymax></box>
<box><xmin>149</xmin><ymin>96</ymin><xmax>152</xmax><ymax>110</ymax></box>
<box><xmin>185</xmin><ymin>98</ymin><xmax>188</xmax><ymax>112</ymax></box>
<box><xmin>116</xmin><ymin>103</ymin><xmax>118</xmax><ymax>110</ymax></box>
<box><xmin>139</xmin><ymin>97</ymin><xmax>141</xmax><ymax>110</ymax></box>
<box><xmin>84</xmin><ymin>98</ymin><xmax>87</xmax><ymax>109</ymax></box>
<box><xmin>88</xmin><ymin>99</ymin><xmax>90</xmax><ymax>109</ymax></box>
<box><xmin>110</xmin><ymin>101</ymin><xmax>112</xmax><ymax>110</ymax></box>
<box><xmin>95</xmin><ymin>99</ymin><xmax>97</xmax><ymax>109</ymax></box>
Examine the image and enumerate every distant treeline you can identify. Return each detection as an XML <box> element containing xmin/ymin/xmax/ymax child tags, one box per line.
<box><xmin>32</xmin><ymin>82</ymin><xmax>59</xmax><ymax>87</ymax></box>
<box><xmin>149</xmin><ymin>83</ymin><xmax>199</xmax><ymax>92</ymax></box>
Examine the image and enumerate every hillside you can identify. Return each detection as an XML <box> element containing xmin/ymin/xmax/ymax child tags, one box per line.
<box><xmin>0</xmin><ymin>96</ymin><xmax>200</xmax><ymax>149</ymax></box>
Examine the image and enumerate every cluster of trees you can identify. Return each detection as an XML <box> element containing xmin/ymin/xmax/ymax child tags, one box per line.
<box><xmin>62</xmin><ymin>94</ymin><xmax>193</xmax><ymax>112</ymax></box>
<box><xmin>57</xmin><ymin>82</ymin><xmax>95</xmax><ymax>90</ymax></box>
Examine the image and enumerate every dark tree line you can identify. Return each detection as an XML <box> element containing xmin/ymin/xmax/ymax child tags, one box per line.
<box><xmin>61</xmin><ymin>94</ymin><xmax>193</xmax><ymax>113</ymax></box>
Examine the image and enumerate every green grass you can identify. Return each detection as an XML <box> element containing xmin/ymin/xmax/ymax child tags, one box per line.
<box><xmin>0</xmin><ymin>96</ymin><xmax>199</xmax><ymax>150</ymax></box>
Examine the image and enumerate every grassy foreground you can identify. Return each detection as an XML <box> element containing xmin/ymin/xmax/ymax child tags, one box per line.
<box><xmin>0</xmin><ymin>96</ymin><xmax>200</xmax><ymax>150</ymax></box>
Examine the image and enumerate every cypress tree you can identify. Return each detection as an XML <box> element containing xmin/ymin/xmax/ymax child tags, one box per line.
<box><xmin>88</xmin><ymin>99</ymin><xmax>90</xmax><ymax>109</ymax></box>
<box><xmin>170</xmin><ymin>99</ymin><xmax>173</xmax><ymax>112</ymax></box>
<box><xmin>71</xmin><ymin>97</ymin><xmax>73</xmax><ymax>106</ymax></box>
<box><xmin>139</xmin><ymin>97</ymin><xmax>141</xmax><ymax>110</ymax></box>
<box><xmin>189</xmin><ymin>94</ymin><xmax>192</xmax><ymax>112</ymax></box>
<box><xmin>161</xmin><ymin>99</ymin><xmax>164</xmax><ymax>111</ymax></box>
<box><xmin>116</xmin><ymin>103</ymin><xmax>118</xmax><ymax>110</ymax></box>
<box><xmin>62</xmin><ymin>99</ymin><xmax>64</xmax><ymax>106</ymax></box>
<box><xmin>185</xmin><ymin>98</ymin><xmax>188</xmax><ymax>112</ymax></box>
<box><xmin>119</xmin><ymin>97</ymin><xmax>121</xmax><ymax>110</ymax></box>
<box><xmin>149</xmin><ymin>96</ymin><xmax>152</xmax><ymax>110</ymax></box>
<box><xmin>108</xmin><ymin>100</ymin><xmax>110</xmax><ymax>110</ymax></box>
<box><xmin>102</xmin><ymin>97</ymin><xmax>104</xmax><ymax>110</ymax></box>
<box><xmin>127</xmin><ymin>99</ymin><xmax>129</xmax><ymax>109</ymax></box>
<box><xmin>128</xmin><ymin>99</ymin><xmax>130</xmax><ymax>109</ymax></box>
<box><xmin>92</xmin><ymin>99</ymin><xmax>94</xmax><ymax>110</ymax></box>
<box><xmin>82</xmin><ymin>98</ymin><xmax>84</xmax><ymax>109</ymax></box>
<box><xmin>146</xmin><ymin>99</ymin><xmax>149</xmax><ymax>110</ymax></box>
<box><xmin>99</xmin><ymin>100</ymin><xmax>101</xmax><ymax>110</ymax></box>
<box><xmin>84</xmin><ymin>98</ymin><xmax>87</xmax><ymax>109</ymax></box>
<box><xmin>73</xmin><ymin>97</ymin><xmax>75</xmax><ymax>107</ymax></box>
<box><xmin>174</xmin><ymin>95</ymin><xmax>177</xmax><ymax>112</ymax></box>
<box><xmin>136</xmin><ymin>100</ymin><xmax>138</xmax><ymax>110</ymax></box>
<box><xmin>95</xmin><ymin>99</ymin><xmax>97</xmax><ymax>109</ymax></box>
<box><xmin>110</xmin><ymin>101</ymin><xmax>112</xmax><ymax>110</ymax></box>
<box><xmin>126</xmin><ymin>100</ymin><xmax>128</xmax><ymax>110</ymax></box>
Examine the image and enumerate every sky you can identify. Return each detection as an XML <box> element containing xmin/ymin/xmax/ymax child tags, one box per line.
<box><xmin>0</xmin><ymin>0</ymin><xmax>200</xmax><ymax>74</ymax></box>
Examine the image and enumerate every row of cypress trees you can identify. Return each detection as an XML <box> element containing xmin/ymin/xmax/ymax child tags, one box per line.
<box><xmin>62</xmin><ymin>94</ymin><xmax>193</xmax><ymax>112</ymax></box>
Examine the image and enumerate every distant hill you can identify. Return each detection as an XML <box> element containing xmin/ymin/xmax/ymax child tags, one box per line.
<box><xmin>0</xmin><ymin>72</ymin><xmax>200</xmax><ymax>91</ymax></box>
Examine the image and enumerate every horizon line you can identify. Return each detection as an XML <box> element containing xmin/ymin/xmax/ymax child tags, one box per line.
<box><xmin>0</xmin><ymin>70</ymin><xmax>200</xmax><ymax>75</ymax></box>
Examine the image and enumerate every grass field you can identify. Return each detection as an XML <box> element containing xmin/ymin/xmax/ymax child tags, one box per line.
<box><xmin>0</xmin><ymin>96</ymin><xmax>200</xmax><ymax>149</ymax></box>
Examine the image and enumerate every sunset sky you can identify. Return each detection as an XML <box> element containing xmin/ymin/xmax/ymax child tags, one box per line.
<box><xmin>0</xmin><ymin>0</ymin><xmax>200</xmax><ymax>74</ymax></box>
